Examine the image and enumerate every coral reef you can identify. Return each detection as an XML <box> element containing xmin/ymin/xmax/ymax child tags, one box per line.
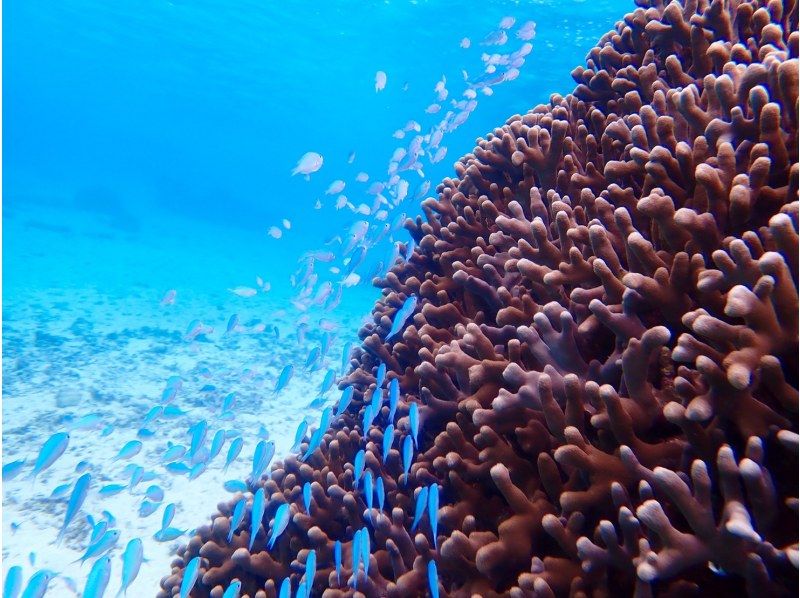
<box><xmin>158</xmin><ymin>0</ymin><xmax>798</xmax><ymax>595</ymax></box>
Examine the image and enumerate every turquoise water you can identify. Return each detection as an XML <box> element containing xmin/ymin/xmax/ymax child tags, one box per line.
<box><xmin>3</xmin><ymin>0</ymin><xmax>630</xmax><ymax>595</ymax></box>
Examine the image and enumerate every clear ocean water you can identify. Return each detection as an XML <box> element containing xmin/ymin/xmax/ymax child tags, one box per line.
<box><xmin>3</xmin><ymin>0</ymin><xmax>630</xmax><ymax>595</ymax></box>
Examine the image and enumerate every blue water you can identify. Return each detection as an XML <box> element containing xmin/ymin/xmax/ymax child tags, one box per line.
<box><xmin>3</xmin><ymin>0</ymin><xmax>630</xmax><ymax>595</ymax></box>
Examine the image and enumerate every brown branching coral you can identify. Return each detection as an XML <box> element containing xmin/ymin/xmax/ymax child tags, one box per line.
<box><xmin>159</xmin><ymin>0</ymin><xmax>798</xmax><ymax>596</ymax></box>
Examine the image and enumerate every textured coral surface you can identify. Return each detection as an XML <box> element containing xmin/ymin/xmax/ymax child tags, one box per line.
<box><xmin>159</xmin><ymin>0</ymin><xmax>799</xmax><ymax>595</ymax></box>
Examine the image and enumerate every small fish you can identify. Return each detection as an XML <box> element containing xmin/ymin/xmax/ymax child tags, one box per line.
<box><xmin>50</xmin><ymin>483</ymin><xmax>71</xmax><ymax>498</ymax></box>
<box><xmin>153</xmin><ymin>527</ymin><xmax>186</xmax><ymax>542</ymax></box>
<box><xmin>98</xmin><ymin>483</ymin><xmax>125</xmax><ymax>498</ymax></box>
<box><xmin>334</xmin><ymin>540</ymin><xmax>342</xmax><ymax>584</ymax></box>
<box><xmin>353</xmin><ymin>450</ymin><xmax>365</xmax><ymax>487</ymax></box>
<box><xmin>228</xmin><ymin>498</ymin><xmax>246</xmax><ymax>543</ymax></box>
<box><xmin>382</xmin><ymin>425</ymin><xmax>394</xmax><ymax>463</ymax></box>
<box><xmin>57</xmin><ymin>472</ymin><xmax>91</xmax><ymax>544</ymax></box>
<box><xmin>114</xmin><ymin>440</ymin><xmax>143</xmax><ymax>461</ymax></box>
<box><xmin>29</xmin><ymin>432</ymin><xmax>70</xmax><ymax>483</ymax></box>
<box><xmin>161</xmin><ymin>504</ymin><xmax>176</xmax><ymax>530</ymax></box>
<box><xmin>364</xmin><ymin>472</ymin><xmax>374</xmax><ymax>521</ymax></box>
<box><xmin>304</xmin><ymin>549</ymin><xmax>316</xmax><ymax>595</ymax></box>
<box><xmin>302</xmin><ymin>482</ymin><xmax>312</xmax><ymax>514</ymax></box>
<box><xmin>409</xmin><ymin>403</ymin><xmax>420</xmax><ymax>448</ymax></box>
<box><xmin>389</xmin><ymin>379</ymin><xmax>399</xmax><ymax>422</ymax></box>
<box><xmin>19</xmin><ymin>570</ymin><xmax>56</xmax><ymax>598</ymax></box>
<box><xmin>116</xmin><ymin>539</ymin><xmax>143</xmax><ymax>597</ymax></box>
<box><xmin>268</xmin><ymin>226</ymin><xmax>283</xmax><ymax>239</ymax></box>
<box><xmin>165</xmin><ymin>462</ymin><xmax>191</xmax><ymax>476</ymax></box>
<box><xmin>222</xmin><ymin>580</ymin><xmax>242</xmax><ymax>598</ymax></box>
<box><xmin>274</xmin><ymin>365</ymin><xmax>294</xmax><ymax>394</ymax></box>
<box><xmin>189</xmin><ymin>421</ymin><xmax>208</xmax><ymax>458</ymax></box>
<box><xmin>283</xmin><ymin>219</ymin><xmax>291</xmax><ymax>229</ymax></box>
<box><xmin>250</xmin><ymin>440</ymin><xmax>275</xmax><ymax>484</ymax></box>
<box><xmin>325</xmin><ymin>180</ymin><xmax>346</xmax><ymax>195</ymax></box>
<box><xmin>319</xmin><ymin>369</ymin><xmax>336</xmax><ymax>395</ymax></box>
<box><xmin>75</xmin><ymin>529</ymin><xmax>120</xmax><ymax>565</ymax></box>
<box><xmin>374</xmin><ymin>70</ymin><xmax>387</xmax><ymax>92</ymax></box>
<box><xmin>88</xmin><ymin>520</ymin><xmax>108</xmax><ymax>545</ymax></box>
<box><xmin>223</xmin><ymin>437</ymin><xmax>244</xmax><ymax>472</ymax></box>
<box><xmin>369</xmin><ymin>388</ymin><xmax>382</xmax><ymax>418</ymax></box>
<box><xmin>291</xmin><ymin>420</ymin><xmax>309</xmax><ymax>453</ymax></box>
<box><xmin>300</xmin><ymin>426</ymin><xmax>324</xmax><ymax>462</ymax></box>
<box><xmin>499</xmin><ymin>15</ymin><xmax>515</xmax><ymax>28</ymax></box>
<box><xmin>208</xmin><ymin>430</ymin><xmax>226</xmax><ymax>463</ymax></box>
<box><xmin>428</xmin><ymin>483</ymin><xmax>439</xmax><ymax>549</ymax></box>
<box><xmin>228</xmin><ymin>286</ymin><xmax>258</xmax><ymax>297</ymax></box>
<box><xmin>225</xmin><ymin>314</ymin><xmax>240</xmax><ymax>335</ymax></box>
<box><xmin>347</xmin><ymin>151</ymin><xmax>356</xmax><ymax>164</ymax></box>
<box><xmin>341</xmin><ymin>342</ymin><xmax>353</xmax><ymax>373</ymax></box>
<box><xmin>360</xmin><ymin>527</ymin><xmax>370</xmax><ymax>576</ymax></box>
<box><xmin>163</xmin><ymin>405</ymin><xmax>187</xmax><ymax>419</ymax></box>
<box><xmin>460</xmin><ymin>37</ymin><xmax>470</xmax><ymax>48</ymax></box>
<box><xmin>362</xmin><ymin>405</ymin><xmax>374</xmax><ymax>433</ymax></box>
<box><xmin>336</xmin><ymin>386</ymin><xmax>354</xmax><ymax>415</ymax></box>
<box><xmin>83</xmin><ymin>555</ymin><xmax>111</xmax><ymax>598</ymax></box>
<box><xmin>292</xmin><ymin>152</ymin><xmax>324</xmax><ymax>179</ymax></box>
<box><xmin>355</xmin><ymin>172</ymin><xmax>369</xmax><ymax>182</ymax></box>
<box><xmin>402</xmin><ymin>435</ymin><xmax>413</xmax><ymax>484</ymax></box>
<box><xmin>351</xmin><ymin>530</ymin><xmax>361</xmax><ymax>588</ymax></box>
<box><xmin>3</xmin><ymin>566</ymin><xmax>22</xmax><ymax>598</ymax></box>
<box><xmin>160</xmin><ymin>290</ymin><xmax>177</xmax><ymax>306</ymax></box>
<box><xmin>375</xmin><ymin>363</ymin><xmax>386</xmax><ymax>389</ymax></box>
<box><xmin>249</xmin><ymin>488</ymin><xmax>266</xmax><ymax>551</ymax></box>
<box><xmin>376</xmin><ymin>476</ymin><xmax>385</xmax><ymax>513</ymax></box>
<box><xmin>517</xmin><ymin>20</ymin><xmax>536</xmax><ymax>41</ymax></box>
<box><xmin>305</xmin><ymin>346</ymin><xmax>321</xmax><ymax>370</ymax></box>
<box><xmin>3</xmin><ymin>459</ymin><xmax>26</xmax><ymax>481</ymax></box>
<box><xmin>278</xmin><ymin>578</ymin><xmax>291</xmax><ymax>598</ymax></box>
<box><xmin>224</xmin><ymin>480</ymin><xmax>248</xmax><ymax>494</ymax></box>
<box><xmin>145</xmin><ymin>484</ymin><xmax>164</xmax><ymax>502</ymax></box>
<box><xmin>179</xmin><ymin>557</ymin><xmax>201</xmax><ymax>598</ymax></box>
<box><xmin>139</xmin><ymin>499</ymin><xmax>161</xmax><ymax>518</ymax></box>
<box><xmin>386</xmin><ymin>295</ymin><xmax>418</xmax><ymax>341</ymax></box>
<box><xmin>267</xmin><ymin>503</ymin><xmax>291</xmax><ymax>550</ymax></box>
<box><xmin>411</xmin><ymin>486</ymin><xmax>429</xmax><ymax>532</ymax></box>
<box><xmin>427</xmin><ymin>560</ymin><xmax>439</xmax><ymax>598</ymax></box>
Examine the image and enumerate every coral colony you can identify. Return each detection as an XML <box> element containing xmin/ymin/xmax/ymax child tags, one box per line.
<box><xmin>159</xmin><ymin>1</ymin><xmax>798</xmax><ymax>596</ymax></box>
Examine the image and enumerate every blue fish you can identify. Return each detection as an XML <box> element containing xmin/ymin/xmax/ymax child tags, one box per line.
<box><xmin>20</xmin><ymin>570</ymin><xmax>56</xmax><ymax>598</ymax></box>
<box><xmin>336</xmin><ymin>386</ymin><xmax>354</xmax><ymax>415</ymax></box>
<box><xmin>364</xmin><ymin>472</ymin><xmax>374</xmax><ymax>522</ymax></box>
<box><xmin>404</xmin><ymin>238</ymin><xmax>416</xmax><ymax>261</ymax></box>
<box><xmin>411</xmin><ymin>486</ymin><xmax>429</xmax><ymax>532</ymax></box>
<box><xmin>75</xmin><ymin>529</ymin><xmax>119</xmax><ymax>565</ymax></box>
<box><xmin>278</xmin><ymin>578</ymin><xmax>290</xmax><ymax>598</ymax></box>
<box><xmin>428</xmin><ymin>483</ymin><xmax>439</xmax><ymax>549</ymax></box>
<box><xmin>274</xmin><ymin>365</ymin><xmax>294</xmax><ymax>394</ymax></box>
<box><xmin>50</xmin><ymin>483</ymin><xmax>71</xmax><ymax>499</ymax></box>
<box><xmin>29</xmin><ymin>432</ymin><xmax>70</xmax><ymax>483</ymax></box>
<box><xmin>223</xmin><ymin>438</ymin><xmax>243</xmax><ymax>472</ymax></box>
<box><xmin>228</xmin><ymin>498</ymin><xmax>246</xmax><ymax>543</ymax></box>
<box><xmin>118</xmin><ymin>538</ymin><xmax>143</xmax><ymax>597</ymax></box>
<box><xmin>305</xmin><ymin>347</ymin><xmax>321</xmax><ymax>370</ymax></box>
<box><xmin>75</xmin><ymin>460</ymin><xmax>90</xmax><ymax>473</ymax></box>
<box><xmin>302</xmin><ymin>482</ymin><xmax>312</xmax><ymax>514</ymax></box>
<box><xmin>145</xmin><ymin>485</ymin><xmax>164</xmax><ymax>502</ymax></box>
<box><xmin>386</xmin><ymin>295</ymin><xmax>417</xmax><ymax>341</ymax></box>
<box><xmin>189</xmin><ymin>462</ymin><xmax>207</xmax><ymax>481</ymax></box>
<box><xmin>88</xmin><ymin>520</ymin><xmax>108</xmax><ymax>545</ymax></box>
<box><xmin>57</xmin><ymin>472</ymin><xmax>91</xmax><ymax>544</ymax></box>
<box><xmin>291</xmin><ymin>420</ymin><xmax>308</xmax><ymax>453</ymax></box>
<box><xmin>334</xmin><ymin>540</ymin><xmax>342</xmax><ymax>584</ymax></box>
<box><xmin>341</xmin><ymin>342</ymin><xmax>353</xmax><ymax>374</ymax></box>
<box><xmin>222</xmin><ymin>392</ymin><xmax>237</xmax><ymax>413</ymax></box>
<box><xmin>209</xmin><ymin>430</ymin><xmax>226</xmax><ymax>462</ymax></box>
<box><xmin>136</xmin><ymin>428</ymin><xmax>155</xmax><ymax>439</ymax></box>
<box><xmin>199</xmin><ymin>384</ymin><xmax>216</xmax><ymax>393</ymax></box>
<box><xmin>369</xmin><ymin>388</ymin><xmax>382</xmax><ymax>418</ymax></box>
<box><xmin>161</xmin><ymin>504</ymin><xmax>176</xmax><ymax>530</ymax></box>
<box><xmin>139</xmin><ymin>499</ymin><xmax>161</xmax><ymax>518</ymax></box>
<box><xmin>319</xmin><ymin>407</ymin><xmax>332</xmax><ymax>433</ymax></box>
<box><xmin>362</xmin><ymin>405</ymin><xmax>374</xmax><ymax>432</ymax></box>
<box><xmin>304</xmin><ymin>549</ymin><xmax>316</xmax><ymax>596</ymax></box>
<box><xmin>376</xmin><ymin>363</ymin><xmax>386</xmax><ymax>388</ymax></box>
<box><xmin>300</xmin><ymin>427</ymin><xmax>324</xmax><ymax>462</ymax></box>
<box><xmin>376</xmin><ymin>476</ymin><xmax>385</xmax><ymax>513</ymax></box>
<box><xmin>248</xmin><ymin>488</ymin><xmax>266</xmax><ymax>551</ymax></box>
<box><xmin>351</xmin><ymin>531</ymin><xmax>361</xmax><ymax>588</ymax></box>
<box><xmin>427</xmin><ymin>560</ymin><xmax>439</xmax><ymax>598</ymax></box>
<box><xmin>250</xmin><ymin>440</ymin><xmax>273</xmax><ymax>484</ymax></box>
<box><xmin>353</xmin><ymin>450</ymin><xmax>365</xmax><ymax>488</ymax></box>
<box><xmin>267</xmin><ymin>503</ymin><xmax>290</xmax><ymax>550</ymax></box>
<box><xmin>188</xmin><ymin>421</ymin><xmax>208</xmax><ymax>458</ymax></box>
<box><xmin>258</xmin><ymin>424</ymin><xmax>270</xmax><ymax>440</ymax></box>
<box><xmin>2</xmin><ymin>459</ymin><xmax>26</xmax><ymax>481</ymax></box>
<box><xmin>128</xmin><ymin>466</ymin><xmax>145</xmax><ymax>490</ymax></box>
<box><xmin>3</xmin><ymin>566</ymin><xmax>22</xmax><ymax>598</ymax></box>
<box><xmin>382</xmin><ymin>424</ymin><xmax>394</xmax><ymax>463</ymax></box>
<box><xmin>360</xmin><ymin>527</ymin><xmax>370</xmax><ymax>576</ymax></box>
<box><xmin>143</xmin><ymin>407</ymin><xmax>162</xmax><ymax>424</ymax></box>
<box><xmin>179</xmin><ymin>557</ymin><xmax>201</xmax><ymax>598</ymax></box>
<box><xmin>162</xmin><ymin>405</ymin><xmax>187</xmax><ymax>419</ymax></box>
<box><xmin>320</xmin><ymin>369</ymin><xmax>336</xmax><ymax>394</ymax></box>
<box><xmin>388</xmin><ymin>379</ymin><xmax>399</xmax><ymax>423</ymax></box>
<box><xmin>307</xmin><ymin>396</ymin><xmax>327</xmax><ymax>409</ymax></box>
<box><xmin>222</xmin><ymin>580</ymin><xmax>242</xmax><ymax>598</ymax></box>
<box><xmin>226</xmin><ymin>314</ymin><xmax>240</xmax><ymax>335</ymax></box>
<box><xmin>409</xmin><ymin>402</ymin><xmax>420</xmax><ymax>448</ymax></box>
<box><xmin>153</xmin><ymin>527</ymin><xmax>186</xmax><ymax>542</ymax></box>
<box><xmin>402</xmin><ymin>436</ymin><xmax>413</xmax><ymax>485</ymax></box>
<box><xmin>83</xmin><ymin>555</ymin><xmax>111</xmax><ymax>598</ymax></box>
<box><xmin>296</xmin><ymin>582</ymin><xmax>307</xmax><ymax>598</ymax></box>
<box><xmin>164</xmin><ymin>462</ymin><xmax>191</xmax><ymax>476</ymax></box>
<box><xmin>161</xmin><ymin>444</ymin><xmax>186</xmax><ymax>463</ymax></box>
